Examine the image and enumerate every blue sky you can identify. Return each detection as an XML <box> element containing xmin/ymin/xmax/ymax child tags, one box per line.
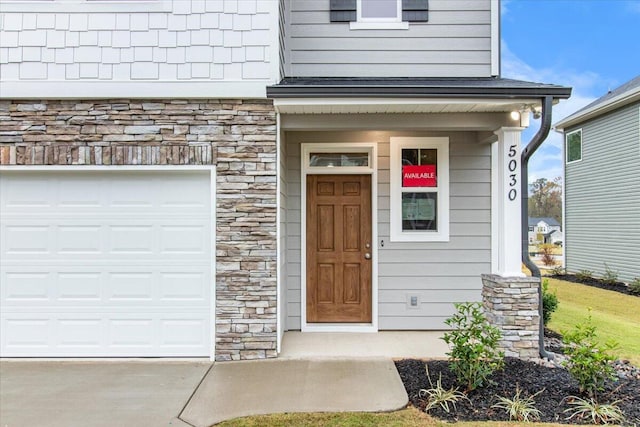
<box><xmin>501</xmin><ymin>0</ymin><xmax>640</xmax><ymax>185</ymax></box>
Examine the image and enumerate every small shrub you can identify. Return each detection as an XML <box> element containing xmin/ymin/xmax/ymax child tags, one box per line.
<box><xmin>551</xmin><ymin>266</ymin><xmax>566</xmax><ymax>276</ymax></box>
<box><xmin>542</xmin><ymin>279</ymin><xmax>558</xmax><ymax>326</ymax></box>
<box><xmin>602</xmin><ymin>263</ymin><xmax>619</xmax><ymax>285</ymax></box>
<box><xmin>564</xmin><ymin>396</ymin><xmax>625</xmax><ymax>425</ymax></box>
<box><xmin>539</xmin><ymin>244</ymin><xmax>556</xmax><ymax>267</ymax></box>
<box><xmin>442</xmin><ymin>302</ymin><xmax>504</xmax><ymax>392</ymax></box>
<box><xmin>562</xmin><ymin>311</ymin><xmax>618</xmax><ymax>397</ymax></box>
<box><xmin>419</xmin><ymin>366</ymin><xmax>469</xmax><ymax>413</ymax></box>
<box><xmin>492</xmin><ymin>387</ymin><xmax>543</xmax><ymax>422</ymax></box>
<box><xmin>630</xmin><ymin>278</ymin><xmax>640</xmax><ymax>295</ymax></box>
<box><xmin>576</xmin><ymin>269</ymin><xmax>594</xmax><ymax>282</ymax></box>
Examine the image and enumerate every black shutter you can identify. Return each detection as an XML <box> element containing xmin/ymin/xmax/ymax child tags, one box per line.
<box><xmin>330</xmin><ymin>0</ymin><xmax>357</xmax><ymax>22</ymax></box>
<box><xmin>402</xmin><ymin>0</ymin><xmax>428</xmax><ymax>22</ymax></box>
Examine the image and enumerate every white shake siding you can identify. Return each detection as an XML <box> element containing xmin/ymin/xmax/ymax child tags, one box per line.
<box><xmin>0</xmin><ymin>0</ymin><xmax>280</xmax><ymax>97</ymax></box>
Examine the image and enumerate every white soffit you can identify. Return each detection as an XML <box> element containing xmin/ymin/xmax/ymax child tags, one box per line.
<box><xmin>273</xmin><ymin>98</ymin><xmax>540</xmax><ymax>115</ymax></box>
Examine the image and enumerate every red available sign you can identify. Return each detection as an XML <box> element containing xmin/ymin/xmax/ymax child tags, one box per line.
<box><xmin>402</xmin><ymin>165</ymin><xmax>436</xmax><ymax>187</ymax></box>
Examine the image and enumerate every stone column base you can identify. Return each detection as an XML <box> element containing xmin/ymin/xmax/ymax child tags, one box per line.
<box><xmin>482</xmin><ymin>274</ymin><xmax>540</xmax><ymax>360</ymax></box>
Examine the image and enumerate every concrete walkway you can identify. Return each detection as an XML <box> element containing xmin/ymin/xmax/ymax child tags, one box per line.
<box><xmin>180</xmin><ymin>358</ymin><xmax>409</xmax><ymax>427</ymax></box>
<box><xmin>1</xmin><ymin>355</ymin><xmax>411</xmax><ymax>426</ymax></box>
<box><xmin>0</xmin><ymin>361</ymin><xmax>211</xmax><ymax>427</ymax></box>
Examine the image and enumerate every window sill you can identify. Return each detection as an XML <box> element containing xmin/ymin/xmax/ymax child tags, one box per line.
<box><xmin>390</xmin><ymin>233</ymin><xmax>450</xmax><ymax>243</ymax></box>
<box><xmin>349</xmin><ymin>21</ymin><xmax>409</xmax><ymax>30</ymax></box>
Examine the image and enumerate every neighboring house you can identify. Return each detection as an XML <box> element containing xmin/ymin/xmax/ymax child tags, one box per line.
<box><xmin>555</xmin><ymin>75</ymin><xmax>640</xmax><ymax>283</ymax></box>
<box><xmin>528</xmin><ymin>217</ymin><xmax>562</xmax><ymax>245</ymax></box>
<box><xmin>0</xmin><ymin>0</ymin><xmax>571</xmax><ymax>360</ymax></box>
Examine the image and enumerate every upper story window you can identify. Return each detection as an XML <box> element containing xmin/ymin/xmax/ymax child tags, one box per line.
<box><xmin>359</xmin><ymin>0</ymin><xmax>401</xmax><ymax>22</ymax></box>
<box><xmin>566</xmin><ymin>129</ymin><xmax>582</xmax><ymax>164</ymax></box>
<box><xmin>330</xmin><ymin>0</ymin><xmax>428</xmax><ymax>30</ymax></box>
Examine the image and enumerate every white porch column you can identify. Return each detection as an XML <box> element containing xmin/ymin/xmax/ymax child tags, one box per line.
<box><xmin>491</xmin><ymin>127</ymin><xmax>526</xmax><ymax>277</ymax></box>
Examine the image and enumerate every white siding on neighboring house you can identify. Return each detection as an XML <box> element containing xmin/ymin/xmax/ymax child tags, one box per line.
<box><xmin>285</xmin><ymin>130</ymin><xmax>490</xmax><ymax>330</ymax></box>
<box><xmin>0</xmin><ymin>0</ymin><xmax>280</xmax><ymax>98</ymax></box>
<box><xmin>284</xmin><ymin>0</ymin><xmax>494</xmax><ymax>77</ymax></box>
<box><xmin>565</xmin><ymin>103</ymin><xmax>640</xmax><ymax>283</ymax></box>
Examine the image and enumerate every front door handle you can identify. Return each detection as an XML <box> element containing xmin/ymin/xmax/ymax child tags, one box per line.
<box><xmin>364</xmin><ymin>253</ymin><xmax>371</xmax><ymax>260</ymax></box>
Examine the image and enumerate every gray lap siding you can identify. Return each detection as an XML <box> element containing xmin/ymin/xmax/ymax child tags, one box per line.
<box><xmin>284</xmin><ymin>130</ymin><xmax>490</xmax><ymax>331</ymax></box>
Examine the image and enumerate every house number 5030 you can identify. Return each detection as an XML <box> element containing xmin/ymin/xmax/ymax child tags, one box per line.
<box><xmin>508</xmin><ymin>145</ymin><xmax>517</xmax><ymax>201</ymax></box>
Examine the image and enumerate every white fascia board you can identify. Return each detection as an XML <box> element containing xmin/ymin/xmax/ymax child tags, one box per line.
<box><xmin>0</xmin><ymin>81</ymin><xmax>273</xmax><ymax>100</ymax></box>
<box><xmin>555</xmin><ymin>88</ymin><xmax>640</xmax><ymax>131</ymax></box>
<box><xmin>273</xmin><ymin>97</ymin><xmax>537</xmax><ymax>110</ymax></box>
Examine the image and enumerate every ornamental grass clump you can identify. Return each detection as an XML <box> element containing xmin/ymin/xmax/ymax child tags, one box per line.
<box><xmin>419</xmin><ymin>366</ymin><xmax>469</xmax><ymax>414</ymax></box>
<box><xmin>492</xmin><ymin>387</ymin><xmax>543</xmax><ymax>422</ymax></box>
<box><xmin>564</xmin><ymin>396</ymin><xmax>625</xmax><ymax>425</ymax></box>
<box><xmin>442</xmin><ymin>302</ymin><xmax>504</xmax><ymax>392</ymax></box>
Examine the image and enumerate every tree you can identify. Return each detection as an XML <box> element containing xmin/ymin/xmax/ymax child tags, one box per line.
<box><xmin>528</xmin><ymin>177</ymin><xmax>562</xmax><ymax>223</ymax></box>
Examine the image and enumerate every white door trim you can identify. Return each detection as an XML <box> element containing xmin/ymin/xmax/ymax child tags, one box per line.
<box><xmin>0</xmin><ymin>165</ymin><xmax>217</xmax><ymax>361</ymax></box>
<box><xmin>300</xmin><ymin>143</ymin><xmax>378</xmax><ymax>333</ymax></box>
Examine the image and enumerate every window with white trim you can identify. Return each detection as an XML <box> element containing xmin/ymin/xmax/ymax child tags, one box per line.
<box><xmin>330</xmin><ymin>0</ymin><xmax>428</xmax><ymax>28</ymax></box>
<box><xmin>390</xmin><ymin>137</ymin><xmax>449</xmax><ymax>242</ymax></box>
<box><xmin>566</xmin><ymin>129</ymin><xmax>582</xmax><ymax>163</ymax></box>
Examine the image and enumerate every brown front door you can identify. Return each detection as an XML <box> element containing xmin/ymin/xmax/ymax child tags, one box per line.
<box><xmin>306</xmin><ymin>174</ymin><xmax>372</xmax><ymax>323</ymax></box>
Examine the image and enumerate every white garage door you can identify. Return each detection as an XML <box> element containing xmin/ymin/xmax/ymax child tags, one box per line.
<box><xmin>0</xmin><ymin>170</ymin><xmax>213</xmax><ymax>357</ymax></box>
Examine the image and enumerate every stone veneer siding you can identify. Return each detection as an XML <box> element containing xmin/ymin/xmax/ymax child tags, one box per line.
<box><xmin>481</xmin><ymin>274</ymin><xmax>541</xmax><ymax>360</ymax></box>
<box><xmin>0</xmin><ymin>99</ymin><xmax>277</xmax><ymax>361</ymax></box>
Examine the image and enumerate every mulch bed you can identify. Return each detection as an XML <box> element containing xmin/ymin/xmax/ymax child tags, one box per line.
<box><xmin>395</xmin><ymin>358</ymin><xmax>640</xmax><ymax>424</ymax></box>
<box><xmin>550</xmin><ymin>273</ymin><xmax>638</xmax><ymax>297</ymax></box>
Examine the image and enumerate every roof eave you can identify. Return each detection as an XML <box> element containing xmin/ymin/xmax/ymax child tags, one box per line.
<box><xmin>555</xmin><ymin>88</ymin><xmax>640</xmax><ymax>131</ymax></box>
<box><xmin>267</xmin><ymin>85</ymin><xmax>572</xmax><ymax>100</ymax></box>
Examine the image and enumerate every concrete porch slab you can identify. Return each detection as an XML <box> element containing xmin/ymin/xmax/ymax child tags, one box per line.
<box><xmin>180</xmin><ymin>358</ymin><xmax>408</xmax><ymax>427</ymax></box>
<box><xmin>279</xmin><ymin>331</ymin><xmax>449</xmax><ymax>359</ymax></box>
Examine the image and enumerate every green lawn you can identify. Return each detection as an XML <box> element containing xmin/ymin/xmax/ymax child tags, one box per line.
<box><xmin>217</xmin><ymin>407</ymin><xmax>566</xmax><ymax>427</ymax></box>
<box><xmin>546</xmin><ymin>278</ymin><xmax>640</xmax><ymax>365</ymax></box>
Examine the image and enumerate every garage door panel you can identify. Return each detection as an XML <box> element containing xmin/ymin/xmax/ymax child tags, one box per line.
<box><xmin>2</xmin><ymin>272</ymin><xmax>51</xmax><ymax>302</ymax></box>
<box><xmin>57</xmin><ymin>179</ymin><xmax>105</xmax><ymax>208</ymax></box>
<box><xmin>2</xmin><ymin>267</ymin><xmax>210</xmax><ymax>308</ymax></box>
<box><xmin>160</xmin><ymin>225</ymin><xmax>209</xmax><ymax>254</ymax></box>
<box><xmin>0</xmin><ymin>170</ymin><xmax>213</xmax><ymax>357</ymax></box>
<box><xmin>1</xmin><ymin>220</ymin><xmax>211</xmax><ymax>261</ymax></box>
<box><xmin>2</xmin><ymin>225</ymin><xmax>52</xmax><ymax>255</ymax></box>
<box><xmin>57</xmin><ymin>272</ymin><xmax>102</xmax><ymax>301</ymax></box>
<box><xmin>0</xmin><ymin>174</ymin><xmax>54</xmax><ymax>210</ymax></box>
<box><xmin>160</xmin><ymin>272</ymin><xmax>208</xmax><ymax>301</ymax></box>
<box><xmin>2</xmin><ymin>312</ymin><xmax>211</xmax><ymax>356</ymax></box>
<box><xmin>1</xmin><ymin>172</ymin><xmax>209</xmax><ymax>216</ymax></box>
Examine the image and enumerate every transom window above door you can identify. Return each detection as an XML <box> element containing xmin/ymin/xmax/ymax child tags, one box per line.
<box><xmin>304</xmin><ymin>144</ymin><xmax>375</xmax><ymax>173</ymax></box>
